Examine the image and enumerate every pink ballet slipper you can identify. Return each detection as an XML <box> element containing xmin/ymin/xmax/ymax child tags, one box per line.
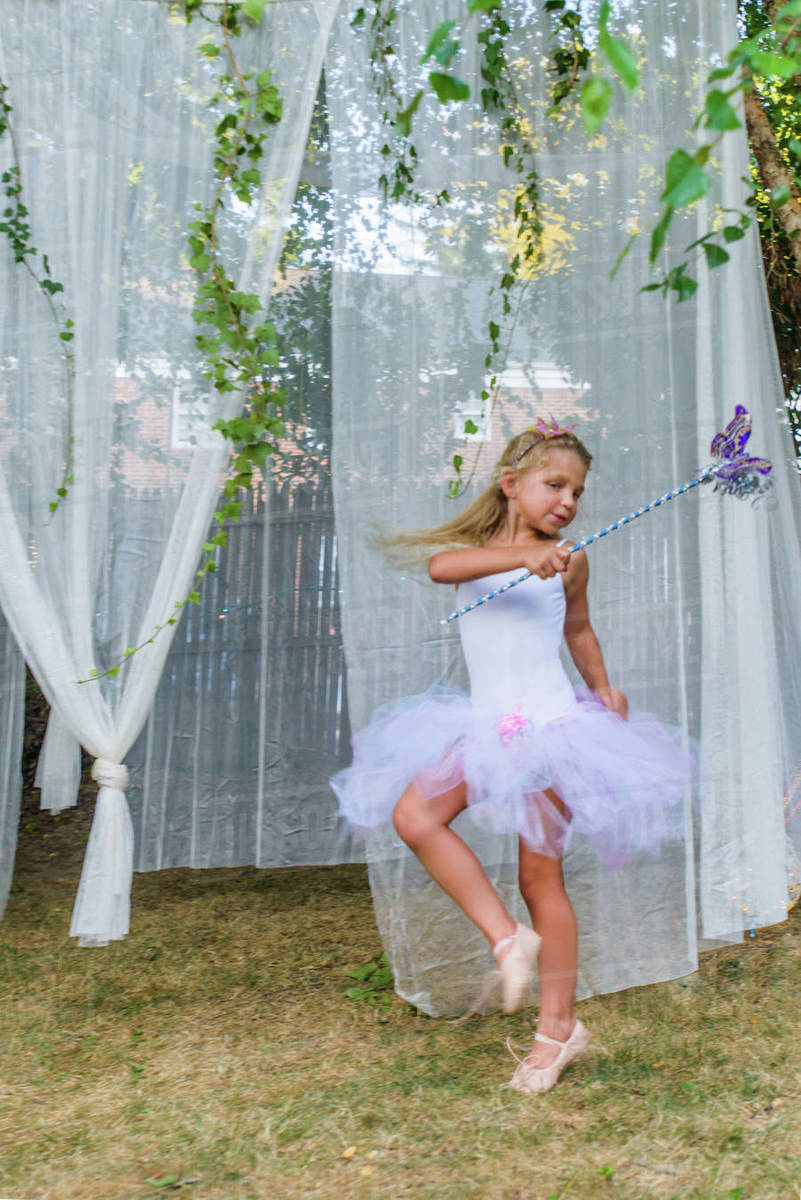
<box><xmin>507</xmin><ymin>1019</ymin><xmax>590</xmax><ymax>1094</ymax></box>
<box><xmin>493</xmin><ymin>923</ymin><xmax>541</xmax><ymax>1014</ymax></box>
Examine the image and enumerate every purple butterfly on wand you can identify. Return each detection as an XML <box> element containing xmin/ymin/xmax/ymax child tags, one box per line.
<box><xmin>442</xmin><ymin>406</ymin><xmax>773</xmax><ymax>625</ymax></box>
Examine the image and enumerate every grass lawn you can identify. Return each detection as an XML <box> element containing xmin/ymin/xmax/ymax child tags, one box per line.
<box><xmin>2</xmin><ymin>793</ymin><xmax>801</xmax><ymax>1200</ymax></box>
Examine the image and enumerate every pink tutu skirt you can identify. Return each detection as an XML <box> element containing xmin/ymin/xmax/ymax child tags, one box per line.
<box><xmin>331</xmin><ymin>685</ymin><xmax>694</xmax><ymax>867</ymax></box>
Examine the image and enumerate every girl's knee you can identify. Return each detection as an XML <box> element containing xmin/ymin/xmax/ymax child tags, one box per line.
<box><xmin>393</xmin><ymin>790</ymin><xmax>430</xmax><ymax>849</ymax></box>
<box><xmin>518</xmin><ymin>855</ymin><xmax>565</xmax><ymax>904</ymax></box>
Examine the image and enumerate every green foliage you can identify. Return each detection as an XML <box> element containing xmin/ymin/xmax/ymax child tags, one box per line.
<box><xmin>344</xmin><ymin>952</ymin><xmax>395</xmax><ymax>1007</ymax></box>
<box><xmin>0</xmin><ymin>78</ymin><xmax>75</xmax><ymax>516</ymax></box>
<box><xmin>580</xmin><ymin>75</ymin><xmax>612</xmax><ymax>133</ymax></box>
<box><xmin>84</xmin><ymin>0</ymin><xmax>284</xmax><ymax>684</ymax></box>
<box><xmin>644</xmin><ymin>1</ymin><xmax>801</xmax><ymax>305</ymax></box>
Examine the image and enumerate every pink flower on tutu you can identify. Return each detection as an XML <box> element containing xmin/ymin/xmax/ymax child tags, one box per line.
<box><xmin>496</xmin><ymin>704</ymin><xmax>530</xmax><ymax>747</ymax></box>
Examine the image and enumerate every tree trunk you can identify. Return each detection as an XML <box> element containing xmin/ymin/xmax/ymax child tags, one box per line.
<box><xmin>744</xmin><ymin>87</ymin><xmax>801</xmax><ymax>275</ymax></box>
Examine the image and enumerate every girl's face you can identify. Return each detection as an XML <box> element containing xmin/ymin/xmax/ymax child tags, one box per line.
<box><xmin>506</xmin><ymin>448</ymin><xmax>587</xmax><ymax>536</ymax></box>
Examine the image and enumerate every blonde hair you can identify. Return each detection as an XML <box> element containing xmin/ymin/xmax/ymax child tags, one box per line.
<box><xmin>380</xmin><ymin>427</ymin><xmax>592</xmax><ymax>567</ymax></box>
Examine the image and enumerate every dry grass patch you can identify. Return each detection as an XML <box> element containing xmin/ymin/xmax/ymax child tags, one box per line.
<box><xmin>3</xmin><ymin>809</ymin><xmax>801</xmax><ymax>1200</ymax></box>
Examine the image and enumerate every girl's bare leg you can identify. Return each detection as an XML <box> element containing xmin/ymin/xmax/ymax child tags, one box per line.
<box><xmin>518</xmin><ymin>790</ymin><xmax>579</xmax><ymax>1067</ymax></box>
<box><xmin>393</xmin><ymin>781</ymin><xmax>517</xmax><ymax>949</ymax></box>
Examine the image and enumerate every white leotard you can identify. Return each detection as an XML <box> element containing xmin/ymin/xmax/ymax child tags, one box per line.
<box><xmin>456</xmin><ymin>570</ymin><xmax>576</xmax><ymax>724</ymax></box>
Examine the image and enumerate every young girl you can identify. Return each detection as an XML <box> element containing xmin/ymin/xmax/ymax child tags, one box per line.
<box><xmin>332</xmin><ymin>422</ymin><xmax>693</xmax><ymax>1094</ymax></box>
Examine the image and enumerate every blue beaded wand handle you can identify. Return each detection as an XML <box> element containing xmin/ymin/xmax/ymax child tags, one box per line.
<box><xmin>440</xmin><ymin>407</ymin><xmax>773</xmax><ymax>626</ymax></box>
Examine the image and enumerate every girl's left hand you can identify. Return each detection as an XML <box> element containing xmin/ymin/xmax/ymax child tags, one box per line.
<box><xmin>597</xmin><ymin>687</ymin><xmax>628</xmax><ymax>720</ymax></box>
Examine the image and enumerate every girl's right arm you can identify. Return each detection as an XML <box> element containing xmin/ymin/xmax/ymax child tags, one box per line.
<box><xmin>428</xmin><ymin>542</ymin><xmax>571</xmax><ymax>584</ymax></box>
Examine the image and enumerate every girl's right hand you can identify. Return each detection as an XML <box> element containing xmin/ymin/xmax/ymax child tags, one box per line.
<box><xmin>523</xmin><ymin>542</ymin><xmax>572</xmax><ymax>579</ymax></box>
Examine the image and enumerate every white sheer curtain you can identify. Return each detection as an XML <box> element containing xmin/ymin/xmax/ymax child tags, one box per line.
<box><xmin>0</xmin><ymin>612</ymin><xmax>25</xmax><ymax>920</ymax></box>
<box><xmin>0</xmin><ymin>0</ymin><xmax>338</xmax><ymax>941</ymax></box>
<box><xmin>328</xmin><ymin>0</ymin><xmax>801</xmax><ymax>1013</ymax></box>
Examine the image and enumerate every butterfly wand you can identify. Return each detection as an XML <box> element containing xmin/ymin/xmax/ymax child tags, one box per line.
<box><xmin>441</xmin><ymin>406</ymin><xmax>773</xmax><ymax>625</ymax></box>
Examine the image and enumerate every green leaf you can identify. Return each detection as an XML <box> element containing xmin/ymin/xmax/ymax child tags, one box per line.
<box><xmin>707</xmin><ymin>64</ymin><xmax>736</xmax><ymax>83</ymax></box>
<box><xmin>722</xmin><ymin>224</ymin><xmax>746</xmax><ymax>243</ymax></box>
<box><xmin>429</xmin><ymin>73</ymin><xmax>471</xmax><ymax>103</ymax></box>
<box><xmin>599</xmin><ymin>32</ymin><xmax>638</xmax><ymax>92</ymax></box>
<box><xmin>198</xmin><ymin>42</ymin><xmax>219</xmax><ymax>57</ymax></box>
<box><xmin>396</xmin><ymin>90</ymin><xmax>424</xmax><ymax>138</ymax></box>
<box><xmin>669</xmin><ymin>264</ymin><xmax>699</xmax><ymax>302</ymax></box>
<box><xmin>747</xmin><ymin>50</ymin><xmax>798</xmax><ymax>78</ymax></box>
<box><xmin>702</xmin><ymin>241</ymin><xmax>730</xmax><ymax>268</ymax></box>
<box><xmin>467</xmin><ymin>0</ymin><xmax>502</xmax><ymax>10</ymax></box>
<box><xmin>609</xmin><ymin>230</ymin><xmax>638</xmax><ymax>281</ymax></box>
<box><xmin>420</xmin><ymin>21</ymin><xmax>459</xmax><ymax>67</ymax></box>
<box><xmin>242</xmin><ymin>0</ymin><xmax>267</xmax><ymax>22</ymax></box>
<box><xmin>464</xmin><ymin>419</ymin><xmax>479</xmax><ymax>434</ymax></box>
<box><xmin>649</xmin><ymin>205</ymin><xmax>674</xmax><ymax>263</ymax></box>
<box><xmin>776</xmin><ymin>0</ymin><xmax>801</xmax><ymax>15</ymax></box>
<box><xmin>189</xmin><ymin>252</ymin><xmax>211</xmax><ymax>272</ymax></box>
<box><xmin>580</xmin><ymin>76</ymin><xmax>612</xmax><ymax>134</ymax></box>
<box><xmin>703</xmin><ymin>89</ymin><xmax>741</xmax><ymax>132</ymax></box>
<box><xmin>187</xmin><ymin>591</ymin><xmax>201</xmax><ymax>605</ymax></box>
<box><xmin>771</xmin><ymin>184</ymin><xmax>792</xmax><ymax>209</ymax></box>
<box><xmin>248</xmin><ymin>442</ymin><xmax>273</xmax><ymax>470</ymax></box>
<box><xmin>660</xmin><ymin>150</ymin><xmax>712</xmax><ymax>208</ymax></box>
<box><xmin>350</xmin><ymin>7</ymin><xmax>366</xmax><ymax>28</ymax></box>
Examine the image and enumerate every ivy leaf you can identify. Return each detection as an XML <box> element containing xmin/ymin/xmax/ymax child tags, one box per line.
<box><xmin>707</xmin><ymin>64</ymin><xmax>736</xmax><ymax>83</ymax></box>
<box><xmin>598</xmin><ymin>3</ymin><xmax>638</xmax><ymax>94</ymax></box>
<box><xmin>248</xmin><ymin>441</ymin><xmax>273</xmax><ymax>470</ymax></box>
<box><xmin>429</xmin><ymin>73</ymin><xmax>471</xmax><ymax>103</ymax></box>
<box><xmin>660</xmin><ymin>150</ymin><xmax>712</xmax><ymax>208</ymax></box>
<box><xmin>703</xmin><ymin>89</ymin><xmax>741</xmax><ymax>132</ymax></box>
<box><xmin>396</xmin><ymin>90</ymin><xmax>424</xmax><ymax>138</ymax></box>
<box><xmin>599</xmin><ymin>32</ymin><xmax>638</xmax><ymax>93</ymax></box>
<box><xmin>702</xmin><ymin>242</ymin><xmax>730</xmax><ymax>268</ymax></box>
<box><xmin>580</xmin><ymin>76</ymin><xmax>612</xmax><ymax>134</ymax></box>
<box><xmin>722</xmin><ymin>224</ymin><xmax>746</xmax><ymax>243</ymax></box>
<box><xmin>420</xmin><ymin>21</ymin><xmax>459</xmax><ymax>67</ymax></box>
<box><xmin>668</xmin><ymin>263</ymin><xmax>698</xmax><ymax>302</ymax></box>
<box><xmin>609</xmin><ymin>230</ymin><xmax>638</xmax><ymax>281</ymax></box>
<box><xmin>649</xmin><ymin>205</ymin><xmax>674</xmax><ymax>263</ymax></box>
<box><xmin>771</xmin><ymin>184</ymin><xmax>792</xmax><ymax>209</ymax></box>
<box><xmin>242</xmin><ymin>0</ymin><xmax>267</xmax><ymax>22</ymax></box>
<box><xmin>466</xmin><ymin>0</ymin><xmax>502</xmax><ymax>10</ymax></box>
<box><xmin>198</xmin><ymin>42</ymin><xmax>219</xmax><ymax>57</ymax></box>
<box><xmin>747</xmin><ymin>50</ymin><xmax>798</xmax><ymax>78</ymax></box>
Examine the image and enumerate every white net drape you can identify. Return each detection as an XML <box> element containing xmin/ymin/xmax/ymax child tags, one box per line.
<box><xmin>328</xmin><ymin>0</ymin><xmax>801</xmax><ymax>1012</ymax></box>
<box><xmin>0</xmin><ymin>611</ymin><xmax>25</xmax><ymax>920</ymax></box>
<box><xmin>0</xmin><ymin>0</ymin><xmax>338</xmax><ymax>939</ymax></box>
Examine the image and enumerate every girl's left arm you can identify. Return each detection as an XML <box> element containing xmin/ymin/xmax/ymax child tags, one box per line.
<box><xmin>563</xmin><ymin>549</ymin><xmax>629</xmax><ymax>719</ymax></box>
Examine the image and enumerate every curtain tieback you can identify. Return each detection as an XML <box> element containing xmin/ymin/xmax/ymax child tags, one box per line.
<box><xmin>91</xmin><ymin>758</ymin><xmax>129</xmax><ymax>791</ymax></box>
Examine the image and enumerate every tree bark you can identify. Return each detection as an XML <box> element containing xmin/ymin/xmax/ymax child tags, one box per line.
<box><xmin>744</xmin><ymin>87</ymin><xmax>801</xmax><ymax>274</ymax></box>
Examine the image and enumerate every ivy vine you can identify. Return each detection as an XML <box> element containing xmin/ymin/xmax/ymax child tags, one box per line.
<box><xmin>0</xmin><ymin>78</ymin><xmax>75</xmax><ymax>516</ymax></box>
<box><xmin>352</xmin><ymin>0</ymin><xmax>636</xmax><ymax>495</ymax></box>
<box><xmin>89</xmin><ymin>0</ymin><xmax>286</xmax><ymax>680</ymax></box>
<box><xmin>356</xmin><ymin>0</ymin><xmax>801</xmax><ymax>493</ymax></box>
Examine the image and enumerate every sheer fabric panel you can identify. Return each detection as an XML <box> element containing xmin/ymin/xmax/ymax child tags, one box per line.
<box><xmin>329</xmin><ymin>0</ymin><xmax>800</xmax><ymax>1013</ymax></box>
<box><xmin>0</xmin><ymin>618</ymin><xmax>25</xmax><ymax>922</ymax></box>
<box><xmin>0</xmin><ymin>0</ymin><xmax>338</xmax><ymax>940</ymax></box>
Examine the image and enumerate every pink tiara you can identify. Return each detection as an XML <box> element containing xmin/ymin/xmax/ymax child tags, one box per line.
<box><xmin>511</xmin><ymin>416</ymin><xmax>578</xmax><ymax>466</ymax></box>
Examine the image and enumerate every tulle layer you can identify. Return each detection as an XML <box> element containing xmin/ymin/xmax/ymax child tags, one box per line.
<box><xmin>331</xmin><ymin>685</ymin><xmax>694</xmax><ymax>867</ymax></box>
